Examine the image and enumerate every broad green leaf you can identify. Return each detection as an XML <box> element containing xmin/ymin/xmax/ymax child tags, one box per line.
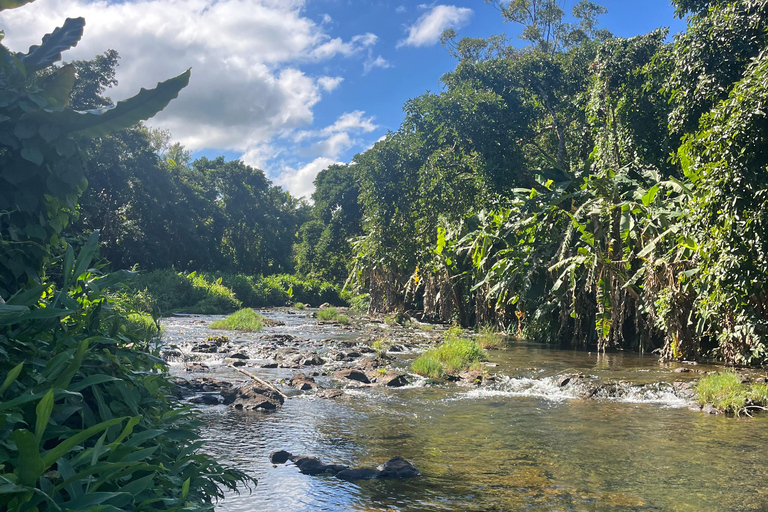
<box><xmin>11</xmin><ymin>430</ymin><xmax>44</xmax><ymax>486</ymax></box>
<box><xmin>72</xmin><ymin>230</ymin><xmax>100</xmax><ymax>282</ymax></box>
<box><xmin>181</xmin><ymin>477</ymin><xmax>190</xmax><ymax>501</ymax></box>
<box><xmin>0</xmin><ymin>362</ymin><xmax>23</xmax><ymax>395</ymax></box>
<box><xmin>41</xmin><ymin>416</ymin><xmax>126</xmax><ymax>468</ymax></box>
<box><xmin>34</xmin><ymin>390</ymin><xmax>54</xmax><ymax>442</ymax></box>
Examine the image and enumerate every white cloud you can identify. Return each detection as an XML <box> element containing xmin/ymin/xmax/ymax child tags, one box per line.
<box><xmin>276</xmin><ymin>157</ymin><xmax>340</xmax><ymax>198</ymax></box>
<box><xmin>317</xmin><ymin>76</ymin><xmax>344</xmax><ymax>92</ymax></box>
<box><xmin>398</xmin><ymin>5</ymin><xmax>473</xmax><ymax>48</ymax></box>
<box><xmin>396</xmin><ymin>5</ymin><xmax>406</xmax><ymax>14</ymax></box>
<box><xmin>0</xmin><ymin>0</ymin><xmax>378</xmax><ymax>155</ymax></box>
<box><xmin>363</xmin><ymin>51</ymin><xmax>392</xmax><ymax>74</ymax></box>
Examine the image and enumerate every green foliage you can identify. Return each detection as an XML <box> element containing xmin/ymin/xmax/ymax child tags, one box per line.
<box><xmin>130</xmin><ymin>270</ymin><xmax>241</xmax><ymax>315</ymax></box>
<box><xmin>294</xmin><ymin>302</ymin><xmax>306</xmax><ymax>310</ymax></box>
<box><xmin>0</xmin><ymin>16</ymin><xmax>189</xmax><ymax>298</ymax></box>
<box><xmin>316</xmin><ymin>307</ymin><xmax>349</xmax><ymax>324</ymax></box>
<box><xmin>0</xmin><ymin>236</ymin><xmax>249</xmax><ymax>512</ymax></box>
<box><xmin>692</xmin><ymin>371</ymin><xmax>768</xmax><ymax>415</ymax></box>
<box><xmin>411</xmin><ymin>337</ymin><xmax>487</xmax><ymax>378</ymax></box>
<box><xmin>210</xmin><ymin>308</ymin><xmax>264</xmax><ymax>332</ymax></box>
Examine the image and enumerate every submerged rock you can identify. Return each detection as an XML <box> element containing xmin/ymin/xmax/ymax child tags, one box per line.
<box><xmin>374</xmin><ymin>371</ymin><xmax>410</xmax><ymax>388</ymax></box>
<box><xmin>377</xmin><ymin>457</ymin><xmax>420</xmax><ymax>478</ymax></box>
<box><xmin>335</xmin><ymin>468</ymin><xmax>381</xmax><ymax>481</ymax></box>
<box><xmin>292</xmin><ymin>457</ymin><xmax>347</xmax><ymax>476</ymax></box>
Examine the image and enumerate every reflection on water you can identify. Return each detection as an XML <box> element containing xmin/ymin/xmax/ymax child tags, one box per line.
<box><xmin>164</xmin><ymin>315</ymin><xmax>768</xmax><ymax>511</ymax></box>
<box><xmin>201</xmin><ymin>386</ymin><xmax>768</xmax><ymax>512</ymax></box>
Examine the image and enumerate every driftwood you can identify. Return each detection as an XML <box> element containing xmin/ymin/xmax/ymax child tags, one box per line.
<box><xmin>227</xmin><ymin>365</ymin><xmax>288</xmax><ymax>401</ymax></box>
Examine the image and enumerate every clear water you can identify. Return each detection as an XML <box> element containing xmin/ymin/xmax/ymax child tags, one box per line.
<box><xmin>164</xmin><ymin>313</ymin><xmax>768</xmax><ymax>512</ymax></box>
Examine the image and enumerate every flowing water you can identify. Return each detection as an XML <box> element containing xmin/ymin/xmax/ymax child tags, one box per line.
<box><xmin>163</xmin><ymin>311</ymin><xmax>768</xmax><ymax>512</ymax></box>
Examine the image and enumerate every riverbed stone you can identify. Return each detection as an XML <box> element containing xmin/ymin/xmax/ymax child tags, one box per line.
<box><xmin>334</xmin><ymin>468</ymin><xmax>381</xmax><ymax>481</ymax></box>
<box><xmin>292</xmin><ymin>457</ymin><xmax>347</xmax><ymax>476</ymax></box>
<box><xmin>270</xmin><ymin>450</ymin><xmax>292</xmax><ymax>464</ymax></box>
<box><xmin>376</xmin><ymin>371</ymin><xmax>410</xmax><ymax>387</ymax></box>
<box><xmin>222</xmin><ymin>381</ymin><xmax>285</xmax><ymax>411</ymax></box>
<box><xmin>317</xmin><ymin>389</ymin><xmax>345</xmax><ymax>399</ymax></box>
<box><xmin>334</xmin><ymin>368</ymin><xmax>370</xmax><ymax>384</ymax></box>
<box><xmin>377</xmin><ymin>457</ymin><xmax>420</xmax><ymax>478</ymax></box>
<box><xmin>184</xmin><ymin>362</ymin><xmax>210</xmax><ymax>372</ymax></box>
<box><xmin>302</xmin><ymin>353</ymin><xmax>325</xmax><ymax>366</ymax></box>
<box><xmin>289</xmin><ymin>372</ymin><xmax>320</xmax><ymax>391</ymax></box>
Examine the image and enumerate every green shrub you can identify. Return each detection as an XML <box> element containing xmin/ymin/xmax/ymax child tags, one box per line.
<box><xmin>294</xmin><ymin>302</ymin><xmax>306</xmax><ymax>309</ymax></box>
<box><xmin>0</xmin><ymin>238</ymin><xmax>249</xmax><ymax>512</ymax></box>
<box><xmin>132</xmin><ymin>270</ymin><xmax>240</xmax><ymax>314</ymax></box>
<box><xmin>336</xmin><ymin>314</ymin><xmax>351</xmax><ymax>325</ymax></box>
<box><xmin>411</xmin><ymin>337</ymin><xmax>487</xmax><ymax>378</ymax></box>
<box><xmin>210</xmin><ymin>308</ymin><xmax>264</xmax><ymax>332</ymax></box>
<box><xmin>347</xmin><ymin>292</ymin><xmax>370</xmax><ymax>312</ymax></box>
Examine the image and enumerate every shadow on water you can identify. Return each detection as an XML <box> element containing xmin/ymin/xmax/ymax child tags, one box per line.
<box><xmin>165</xmin><ymin>313</ymin><xmax>768</xmax><ymax>512</ymax></box>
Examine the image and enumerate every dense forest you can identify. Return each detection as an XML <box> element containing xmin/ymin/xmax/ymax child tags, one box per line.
<box><xmin>4</xmin><ymin>0</ymin><xmax>768</xmax><ymax>366</ymax></box>
<box><xmin>301</xmin><ymin>0</ymin><xmax>768</xmax><ymax>367</ymax></box>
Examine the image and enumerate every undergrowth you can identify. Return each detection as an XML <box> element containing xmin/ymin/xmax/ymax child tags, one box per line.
<box><xmin>696</xmin><ymin>372</ymin><xmax>768</xmax><ymax>415</ymax></box>
<box><xmin>411</xmin><ymin>336</ymin><xmax>487</xmax><ymax>379</ymax></box>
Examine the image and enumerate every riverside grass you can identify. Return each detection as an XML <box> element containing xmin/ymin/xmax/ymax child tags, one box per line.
<box><xmin>210</xmin><ymin>308</ymin><xmax>264</xmax><ymax>332</ymax></box>
<box><xmin>317</xmin><ymin>306</ymin><xmax>350</xmax><ymax>324</ymax></box>
<box><xmin>696</xmin><ymin>371</ymin><xmax>768</xmax><ymax>415</ymax></box>
<box><xmin>412</xmin><ymin>336</ymin><xmax>487</xmax><ymax>379</ymax></box>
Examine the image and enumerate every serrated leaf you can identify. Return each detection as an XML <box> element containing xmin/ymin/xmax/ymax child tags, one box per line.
<box><xmin>34</xmin><ymin>69</ymin><xmax>191</xmax><ymax>138</ymax></box>
<box><xmin>20</xmin><ymin>17</ymin><xmax>85</xmax><ymax>74</ymax></box>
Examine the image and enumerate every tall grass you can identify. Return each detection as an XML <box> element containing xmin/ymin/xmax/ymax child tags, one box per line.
<box><xmin>696</xmin><ymin>371</ymin><xmax>768</xmax><ymax>415</ymax></box>
<box><xmin>317</xmin><ymin>307</ymin><xmax>350</xmax><ymax>324</ymax></box>
<box><xmin>476</xmin><ymin>325</ymin><xmax>507</xmax><ymax>349</ymax></box>
<box><xmin>411</xmin><ymin>337</ymin><xmax>487</xmax><ymax>379</ymax></box>
<box><xmin>210</xmin><ymin>308</ymin><xmax>264</xmax><ymax>332</ymax></box>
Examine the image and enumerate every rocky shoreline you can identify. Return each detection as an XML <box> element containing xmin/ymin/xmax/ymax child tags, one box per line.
<box><xmin>159</xmin><ymin>308</ymin><xmax>764</xmax><ymax>416</ymax></box>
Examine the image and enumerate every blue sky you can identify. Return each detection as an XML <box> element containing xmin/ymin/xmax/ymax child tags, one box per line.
<box><xmin>0</xmin><ymin>0</ymin><xmax>686</xmax><ymax>198</ymax></box>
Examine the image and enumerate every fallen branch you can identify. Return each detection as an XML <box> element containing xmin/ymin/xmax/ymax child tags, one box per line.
<box><xmin>228</xmin><ymin>365</ymin><xmax>288</xmax><ymax>401</ymax></box>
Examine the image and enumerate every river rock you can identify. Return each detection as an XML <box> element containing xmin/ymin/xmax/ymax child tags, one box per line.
<box><xmin>335</xmin><ymin>468</ymin><xmax>381</xmax><ymax>481</ymax></box>
<box><xmin>185</xmin><ymin>377</ymin><xmax>232</xmax><ymax>393</ymax></box>
<box><xmin>222</xmin><ymin>381</ymin><xmax>285</xmax><ymax>411</ymax></box>
<box><xmin>190</xmin><ymin>393</ymin><xmax>223</xmax><ymax>405</ymax></box>
<box><xmin>261</xmin><ymin>361</ymin><xmax>279</xmax><ymax>368</ymax></box>
<box><xmin>289</xmin><ymin>372</ymin><xmax>320</xmax><ymax>391</ymax></box>
<box><xmin>292</xmin><ymin>457</ymin><xmax>347</xmax><ymax>476</ymax></box>
<box><xmin>334</xmin><ymin>368</ymin><xmax>370</xmax><ymax>384</ymax></box>
<box><xmin>184</xmin><ymin>362</ymin><xmax>210</xmax><ymax>372</ymax></box>
<box><xmin>229</xmin><ymin>352</ymin><xmax>249</xmax><ymax>359</ymax></box>
<box><xmin>302</xmin><ymin>353</ymin><xmax>325</xmax><ymax>366</ymax></box>
<box><xmin>458</xmin><ymin>370</ymin><xmax>484</xmax><ymax>386</ymax></box>
<box><xmin>377</xmin><ymin>457</ymin><xmax>420</xmax><ymax>478</ymax></box>
<box><xmin>317</xmin><ymin>389</ymin><xmax>345</xmax><ymax>399</ymax></box>
<box><xmin>376</xmin><ymin>371</ymin><xmax>410</xmax><ymax>387</ymax></box>
<box><xmin>270</xmin><ymin>450</ymin><xmax>292</xmax><ymax>464</ymax></box>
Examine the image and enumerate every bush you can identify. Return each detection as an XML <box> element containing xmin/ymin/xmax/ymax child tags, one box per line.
<box><xmin>294</xmin><ymin>302</ymin><xmax>306</xmax><ymax>310</ymax></box>
<box><xmin>411</xmin><ymin>337</ymin><xmax>487</xmax><ymax>378</ymax></box>
<box><xmin>317</xmin><ymin>307</ymin><xmax>349</xmax><ymax>324</ymax></box>
<box><xmin>696</xmin><ymin>372</ymin><xmax>751</xmax><ymax>414</ymax></box>
<box><xmin>132</xmin><ymin>270</ymin><xmax>241</xmax><ymax>314</ymax></box>
<box><xmin>210</xmin><ymin>308</ymin><xmax>265</xmax><ymax>332</ymax></box>
<box><xmin>0</xmin><ymin>241</ymin><xmax>249</xmax><ymax>511</ymax></box>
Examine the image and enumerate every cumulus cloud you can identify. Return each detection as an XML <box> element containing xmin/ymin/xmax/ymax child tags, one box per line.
<box><xmin>275</xmin><ymin>157</ymin><xmax>340</xmax><ymax>199</ymax></box>
<box><xmin>398</xmin><ymin>4</ymin><xmax>473</xmax><ymax>48</ymax></box>
<box><xmin>0</xmin><ymin>0</ymin><xmax>377</xmax><ymax>155</ymax></box>
<box><xmin>317</xmin><ymin>76</ymin><xmax>344</xmax><ymax>92</ymax></box>
<box><xmin>363</xmin><ymin>51</ymin><xmax>392</xmax><ymax>74</ymax></box>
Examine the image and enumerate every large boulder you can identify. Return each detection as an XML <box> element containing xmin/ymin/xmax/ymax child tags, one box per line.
<box><xmin>221</xmin><ymin>381</ymin><xmax>285</xmax><ymax>411</ymax></box>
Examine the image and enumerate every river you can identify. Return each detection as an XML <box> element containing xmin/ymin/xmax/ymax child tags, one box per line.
<box><xmin>162</xmin><ymin>309</ymin><xmax>768</xmax><ymax>512</ymax></box>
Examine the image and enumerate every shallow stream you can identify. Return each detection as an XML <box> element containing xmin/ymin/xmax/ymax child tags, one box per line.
<box><xmin>162</xmin><ymin>310</ymin><xmax>768</xmax><ymax>512</ymax></box>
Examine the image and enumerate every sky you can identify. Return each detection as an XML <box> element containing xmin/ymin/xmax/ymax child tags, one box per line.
<box><xmin>0</xmin><ymin>0</ymin><xmax>687</xmax><ymax>199</ymax></box>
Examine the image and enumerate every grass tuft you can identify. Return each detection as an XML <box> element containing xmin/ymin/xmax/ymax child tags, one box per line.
<box><xmin>317</xmin><ymin>307</ymin><xmax>349</xmax><ymax>324</ymax></box>
<box><xmin>411</xmin><ymin>337</ymin><xmax>487</xmax><ymax>379</ymax></box>
<box><xmin>476</xmin><ymin>325</ymin><xmax>507</xmax><ymax>349</ymax></box>
<box><xmin>294</xmin><ymin>302</ymin><xmax>306</xmax><ymax>310</ymax></box>
<box><xmin>210</xmin><ymin>308</ymin><xmax>264</xmax><ymax>332</ymax></box>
